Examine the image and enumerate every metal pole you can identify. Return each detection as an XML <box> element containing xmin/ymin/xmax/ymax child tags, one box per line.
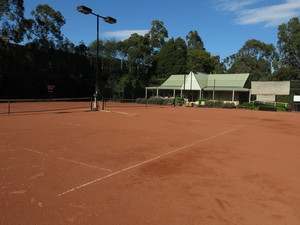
<box><xmin>191</xmin><ymin>73</ymin><xmax>193</xmax><ymax>101</ymax></box>
<box><xmin>213</xmin><ymin>79</ymin><xmax>215</xmax><ymax>101</ymax></box>
<box><xmin>8</xmin><ymin>100</ymin><xmax>11</xmax><ymax>116</ymax></box>
<box><xmin>95</xmin><ymin>15</ymin><xmax>99</xmax><ymax>111</ymax></box>
<box><xmin>183</xmin><ymin>74</ymin><xmax>186</xmax><ymax>98</ymax></box>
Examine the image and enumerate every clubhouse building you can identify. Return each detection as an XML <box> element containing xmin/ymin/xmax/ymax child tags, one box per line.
<box><xmin>145</xmin><ymin>71</ymin><xmax>251</xmax><ymax>104</ymax></box>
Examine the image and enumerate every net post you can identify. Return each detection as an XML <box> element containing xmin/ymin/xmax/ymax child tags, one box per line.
<box><xmin>8</xmin><ymin>100</ymin><xmax>11</xmax><ymax>116</ymax></box>
<box><xmin>102</xmin><ymin>99</ymin><xmax>105</xmax><ymax>110</ymax></box>
<box><xmin>90</xmin><ymin>97</ymin><xmax>92</xmax><ymax>111</ymax></box>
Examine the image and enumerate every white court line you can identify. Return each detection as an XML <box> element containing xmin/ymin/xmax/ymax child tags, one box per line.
<box><xmin>58</xmin><ymin>157</ymin><xmax>112</xmax><ymax>172</ymax></box>
<box><xmin>101</xmin><ymin>110</ymin><xmax>138</xmax><ymax>117</ymax></box>
<box><xmin>22</xmin><ymin>148</ymin><xmax>112</xmax><ymax>172</ymax></box>
<box><xmin>58</xmin><ymin>127</ymin><xmax>241</xmax><ymax>196</ymax></box>
<box><xmin>23</xmin><ymin>147</ymin><xmax>48</xmax><ymax>156</ymax></box>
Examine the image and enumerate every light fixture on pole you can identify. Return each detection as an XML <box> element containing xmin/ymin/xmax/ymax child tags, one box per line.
<box><xmin>77</xmin><ymin>5</ymin><xmax>117</xmax><ymax>111</ymax></box>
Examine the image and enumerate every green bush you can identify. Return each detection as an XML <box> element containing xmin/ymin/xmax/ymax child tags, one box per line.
<box><xmin>197</xmin><ymin>99</ymin><xmax>206</xmax><ymax>107</ymax></box>
<box><xmin>243</xmin><ymin>102</ymin><xmax>256</xmax><ymax>110</ymax></box>
<box><xmin>276</xmin><ymin>106</ymin><xmax>289</xmax><ymax>111</ymax></box>
<box><xmin>205</xmin><ymin>100</ymin><xmax>224</xmax><ymax>108</ymax></box>
<box><xmin>174</xmin><ymin>97</ymin><xmax>183</xmax><ymax>105</ymax></box>
<box><xmin>258</xmin><ymin>105</ymin><xmax>277</xmax><ymax>111</ymax></box>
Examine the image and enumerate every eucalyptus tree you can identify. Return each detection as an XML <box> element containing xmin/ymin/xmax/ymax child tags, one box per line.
<box><xmin>117</xmin><ymin>33</ymin><xmax>153</xmax><ymax>97</ymax></box>
<box><xmin>148</xmin><ymin>20</ymin><xmax>168</xmax><ymax>50</ymax></box>
<box><xmin>225</xmin><ymin>39</ymin><xmax>279</xmax><ymax>80</ymax></box>
<box><xmin>278</xmin><ymin>17</ymin><xmax>300</xmax><ymax>70</ymax></box>
<box><xmin>186</xmin><ymin>30</ymin><xmax>205</xmax><ymax>50</ymax></box>
<box><xmin>26</xmin><ymin>4</ymin><xmax>65</xmax><ymax>49</ymax></box>
<box><xmin>0</xmin><ymin>0</ymin><xmax>26</xmax><ymax>43</ymax></box>
<box><xmin>155</xmin><ymin>37</ymin><xmax>187</xmax><ymax>78</ymax></box>
<box><xmin>186</xmin><ymin>49</ymin><xmax>218</xmax><ymax>73</ymax></box>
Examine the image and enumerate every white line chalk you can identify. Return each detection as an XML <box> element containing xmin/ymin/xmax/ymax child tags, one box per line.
<box><xmin>22</xmin><ymin>147</ymin><xmax>112</xmax><ymax>172</ymax></box>
<box><xmin>58</xmin><ymin>127</ymin><xmax>241</xmax><ymax>196</ymax></box>
<box><xmin>23</xmin><ymin>148</ymin><xmax>48</xmax><ymax>156</ymax></box>
<box><xmin>58</xmin><ymin>157</ymin><xmax>112</xmax><ymax>172</ymax></box>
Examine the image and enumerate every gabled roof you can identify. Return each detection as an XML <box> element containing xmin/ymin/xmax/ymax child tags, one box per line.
<box><xmin>205</xmin><ymin>73</ymin><xmax>249</xmax><ymax>88</ymax></box>
<box><xmin>161</xmin><ymin>74</ymin><xmax>185</xmax><ymax>88</ymax></box>
<box><xmin>147</xmin><ymin>72</ymin><xmax>250</xmax><ymax>91</ymax></box>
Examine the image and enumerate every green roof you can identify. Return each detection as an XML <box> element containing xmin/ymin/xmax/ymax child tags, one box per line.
<box><xmin>161</xmin><ymin>74</ymin><xmax>185</xmax><ymax>87</ymax></box>
<box><xmin>150</xmin><ymin>72</ymin><xmax>250</xmax><ymax>91</ymax></box>
<box><xmin>205</xmin><ymin>73</ymin><xmax>249</xmax><ymax>88</ymax></box>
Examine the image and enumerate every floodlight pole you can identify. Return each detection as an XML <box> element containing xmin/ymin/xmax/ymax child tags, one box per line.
<box><xmin>77</xmin><ymin>5</ymin><xmax>116</xmax><ymax>111</ymax></box>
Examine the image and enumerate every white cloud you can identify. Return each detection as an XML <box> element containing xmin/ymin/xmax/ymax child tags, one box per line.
<box><xmin>216</xmin><ymin>0</ymin><xmax>300</xmax><ymax>27</ymax></box>
<box><xmin>217</xmin><ymin>0</ymin><xmax>259</xmax><ymax>12</ymax></box>
<box><xmin>103</xmin><ymin>29</ymin><xmax>149</xmax><ymax>40</ymax></box>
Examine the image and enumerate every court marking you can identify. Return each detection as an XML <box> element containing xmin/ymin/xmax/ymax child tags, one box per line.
<box><xmin>23</xmin><ymin>147</ymin><xmax>47</xmax><ymax>156</ymax></box>
<box><xmin>58</xmin><ymin>157</ymin><xmax>113</xmax><ymax>172</ymax></box>
<box><xmin>58</xmin><ymin>127</ymin><xmax>241</xmax><ymax>196</ymax></box>
<box><xmin>22</xmin><ymin>147</ymin><xmax>112</xmax><ymax>172</ymax></box>
<box><xmin>100</xmin><ymin>110</ymin><xmax>138</xmax><ymax>117</ymax></box>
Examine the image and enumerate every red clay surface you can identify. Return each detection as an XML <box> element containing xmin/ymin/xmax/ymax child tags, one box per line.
<box><xmin>1</xmin><ymin>105</ymin><xmax>300</xmax><ymax>225</ymax></box>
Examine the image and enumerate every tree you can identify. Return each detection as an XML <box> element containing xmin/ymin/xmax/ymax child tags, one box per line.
<box><xmin>27</xmin><ymin>4</ymin><xmax>66</xmax><ymax>49</ymax></box>
<box><xmin>186</xmin><ymin>49</ymin><xmax>218</xmax><ymax>73</ymax></box>
<box><xmin>148</xmin><ymin>20</ymin><xmax>168</xmax><ymax>50</ymax></box>
<box><xmin>73</xmin><ymin>41</ymin><xmax>89</xmax><ymax>56</ymax></box>
<box><xmin>186</xmin><ymin>30</ymin><xmax>205</xmax><ymax>50</ymax></box>
<box><xmin>120</xmin><ymin>33</ymin><xmax>152</xmax><ymax>67</ymax></box>
<box><xmin>0</xmin><ymin>0</ymin><xmax>26</xmax><ymax>43</ymax></box>
<box><xmin>225</xmin><ymin>39</ymin><xmax>279</xmax><ymax>80</ymax></box>
<box><xmin>117</xmin><ymin>33</ymin><xmax>153</xmax><ymax>97</ymax></box>
<box><xmin>278</xmin><ymin>17</ymin><xmax>300</xmax><ymax>69</ymax></box>
<box><xmin>89</xmin><ymin>39</ymin><xmax>119</xmax><ymax>58</ymax></box>
<box><xmin>267</xmin><ymin>67</ymin><xmax>300</xmax><ymax>81</ymax></box>
<box><xmin>155</xmin><ymin>37</ymin><xmax>187</xmax><ymax>78</ymax></box>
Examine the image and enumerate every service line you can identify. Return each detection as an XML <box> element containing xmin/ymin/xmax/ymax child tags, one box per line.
<box><xmin>58</xmin><ymin>127</ymin><xmax>241</xmax><ymax>196</ymax></box>
<box><xmin>22</xmin><ymin>147</ymin><xmax>111</xmax><ymax>172</ymax></box>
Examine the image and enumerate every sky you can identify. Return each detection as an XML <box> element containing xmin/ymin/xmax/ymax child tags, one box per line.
<box><xmin>23</xmin><ymin>0</ymin><xmax>300</xmax><ymax>60</ymax></box>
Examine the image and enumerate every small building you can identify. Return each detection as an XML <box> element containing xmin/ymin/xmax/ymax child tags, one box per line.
<box><xmin>251</xmin><ymin>81</ymin><xmax>290</xmax><ymax>102</ymax></box>
<box><xmin>146</xmin><ymin>71</ymin><xmax>251</xmax><ymax>104</ymax></box>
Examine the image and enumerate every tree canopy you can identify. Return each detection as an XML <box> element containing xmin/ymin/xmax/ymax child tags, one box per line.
<box><xmin>26</xmin><ymin>4</ymin><xmax>66</xmax><ymax>49</ymax></box>
<box><xmin>1</xmin><ymin>3</ymin><xmax>300</xmax><ymax>99</ymax></box>
<box><xmin>0</xmin><ymin>0</ymin><xmax>25</xmax><ymax>43</ymax></box>
<box><xmin>225</xmin><ymin>39</ymin><xmax>279</xmax><ymax>80</ymax></box>
<box><xmin>278</xmin><ymin>17</ymin><xmax>300</xmax><ymax>69</ymax></box>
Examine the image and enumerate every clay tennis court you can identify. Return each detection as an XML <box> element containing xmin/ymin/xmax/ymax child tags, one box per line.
<box><xmin>1</xmin><ymin>104</ymin><xmax>300</xmax><ymax>225</ymax></box>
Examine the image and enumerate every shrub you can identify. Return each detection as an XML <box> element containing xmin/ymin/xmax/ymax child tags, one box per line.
<box><xmin>197</xmin><ymin>99</ymin><xmax>207</xmax><ymax>107</ymax></box>
<box><xmin>276</xmin><ymin>106</ymin><xmax>289</xmax><ymax>111</ymax></box>
<box><xmin>243</xmin><ymin>102</ymin><xmax>256</xmax><ymax>110</ymax></box>
<box><xmin>258</xmin><ymin>105</ymin><xmax>277</xmax><ymax>111</ymax></box>
<box><xmin>223</xmin><ymin>102</ymin><xmax>236</xmax><ymax>109</ymax></box>
<box><xmin>147</xmin><ymin>97</ymin><xmax>163</xmax><ymax>105</ymax></box>
<box><xmin>213</xmin><ymin>100</ymin><xmax>224</xmax><ymax>108</ymax></box>
<box><xmin>174</xmin><ymin>97</ymin><xmax>183</xmax><ymax>106</ymax></box>
<box><xmin>205</xmin><ymin>100</ymin><xmax>224</xmax><ymax>108</ymax></box>
<box><xmin>162</xmin><ymin>98</ymin><xmax>173</xmax><ymax>105</ymax></box>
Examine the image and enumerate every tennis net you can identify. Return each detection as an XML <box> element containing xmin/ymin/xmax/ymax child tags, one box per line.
<box><xmin>0</xmin><ymin>97</ymin><xmax>92</xmax><ymax>115</ymax></box>
<box><xmin>102</xmin><ymin>98</ymin><xmax>173</xmax><ymax>110</ymax></box>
